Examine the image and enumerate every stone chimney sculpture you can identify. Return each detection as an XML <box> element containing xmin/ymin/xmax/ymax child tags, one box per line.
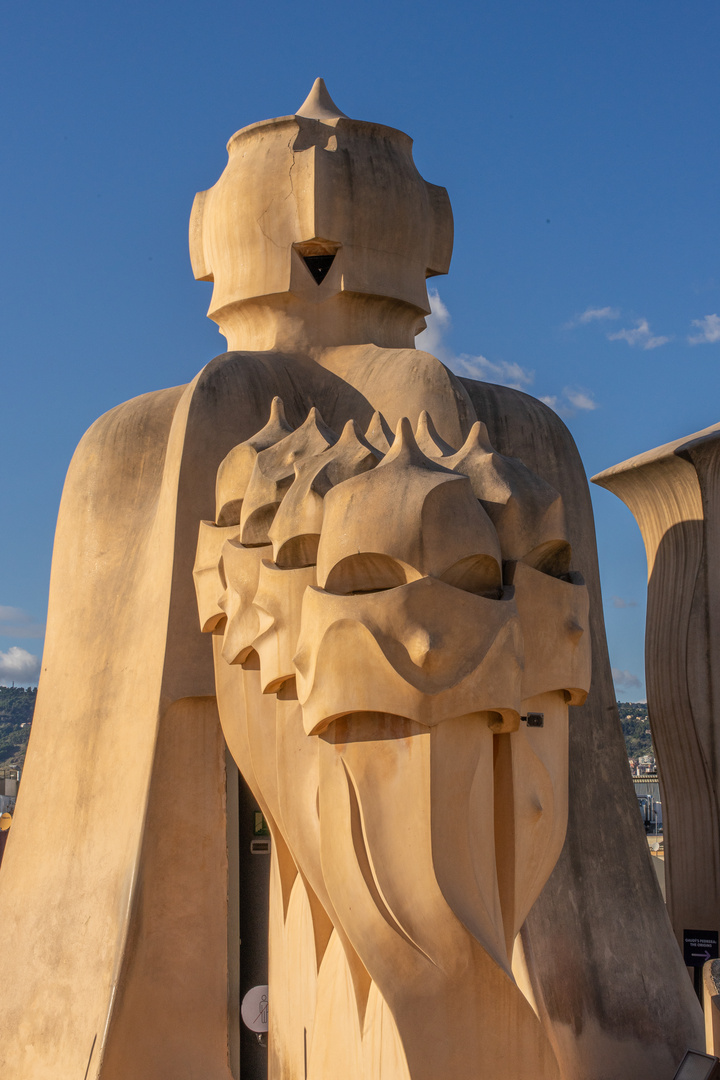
<box><xmin>0</xmin><ymin>80</ymin><xmax>703</xmax><ymax>1080</ymax></box>
<box><xmin>594</xmin><ymin>426</ymin><xmax>720</xmax><ymax>973</ymax></box>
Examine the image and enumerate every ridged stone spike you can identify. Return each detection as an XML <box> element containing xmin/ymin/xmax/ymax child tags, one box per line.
<box><xmin>415</xmin><ymin>410</ymin><xmax>456</xmax><ymax>458</ymax></box>
<box><xmin>380</xmin><ymin>417</ymin><xmax>455</xmax><ymax>474</ymax></box>
<box><xmin>296</xmin><ymin>77</ymin><xmax>348</xmax><ymax>122</ymax></box>
<box><xmin>364</xmin><ymin>411</ymin><xmax>393</xmax><ymax>455</ymax></box>
<box><xmin>214</xmin><ymin>396</ymin><xmax>295</xmax><ymax>524</ymax></box>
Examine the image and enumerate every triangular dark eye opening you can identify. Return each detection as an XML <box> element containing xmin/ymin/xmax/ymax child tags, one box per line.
<box><xmin>303</xmin><ymin>253</ymin><xmax>336</xmax><ymax>285</ymax></box>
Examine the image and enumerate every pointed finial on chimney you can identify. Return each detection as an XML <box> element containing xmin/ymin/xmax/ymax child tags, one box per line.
<box><xmin>296</xmin><ymin>78</ymin><xmax>348</xmax><ymax>122</ymax></box>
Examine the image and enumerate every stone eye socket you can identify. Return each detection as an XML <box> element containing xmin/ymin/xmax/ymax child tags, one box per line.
<box><xmin>438</xmin><ymin>554</ymin><xmax>502</xmax><ymax>599</ymax></box>
<box><xmin>303</xmin><ymin>254</ymin><xmax>335</xmax><ymax>284</ymax></box>
<box><xmin>293</xmin><ymin>238</ymin><xmax>340</xmax><ymax>285</ymax></box>
<box><xmin>523</xmin><ymin>539</ymin><xmax>572</xmax><ymax>579</ymax></box>
<box><xmin>323</xmin><ymin>551</ymin><xmax>504</xmax><ymax>598</ymax></box>
<box><xmin>324</xmin><ymin>553</ymin><xmax>414</xmax><ymax>595</ymax></box>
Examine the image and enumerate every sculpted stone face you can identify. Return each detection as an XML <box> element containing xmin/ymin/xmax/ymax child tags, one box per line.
<box><xmin>194</xmin><ymin>396</ymin><xmax>591</xmax><ymax>1079</ymax></box>
<box><xmin>196</xmin><ymin>400</ymin><xmax>589</xmax><ymax>731</ymax></box>
<box><xmin>293</xmin><ymin>417</ymin><xmax>522</xmax><ymax>733</ymax></box>
<box><xmin>294</xmin><ymin>579</ymin><xmax>522</xmax><ymax>734</ymax></box>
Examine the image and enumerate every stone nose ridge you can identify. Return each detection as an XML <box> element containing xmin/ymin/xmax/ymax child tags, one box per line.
<box><xmin>404</xmin><ymin>628</ymin><xmax>435</xmax><ymax>668</ymax></box>
<box><xmin>296</xmin><ymin>77</ymin><xmax>348</xmax><ymax>122</ymax></box>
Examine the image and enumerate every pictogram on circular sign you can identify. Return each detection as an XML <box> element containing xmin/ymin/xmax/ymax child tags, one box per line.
<box><xmin>241</xmin><ymin>984</ymin><xmax>269</xmax><ymax>1033</ymax></box>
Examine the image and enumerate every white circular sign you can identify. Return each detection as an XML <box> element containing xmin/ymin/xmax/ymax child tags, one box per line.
<box><xmin>241</xmin><ymin>984</ymin><xmax>269</xmax><ymax>1033</ymax></box>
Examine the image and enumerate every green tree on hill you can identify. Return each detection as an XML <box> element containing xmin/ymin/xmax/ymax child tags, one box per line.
<box><xmin>617</xmin><ymin>701</ymin><xmax>654</xmax><ymax>760</ymax></box>
<box><xmin>0</xmin><ymin>686</ymin><xmax>36</xmax><ymax>771</ymax></box>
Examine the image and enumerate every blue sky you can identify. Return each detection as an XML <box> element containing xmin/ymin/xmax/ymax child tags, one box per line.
<box><xmin>1</xmin><ymin>1</ymin><xmax>718</xmax><ymax>697</ymax></box>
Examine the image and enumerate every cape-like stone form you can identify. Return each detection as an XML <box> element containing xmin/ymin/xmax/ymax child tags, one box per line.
<box><xmin>594</xmin><ymin>423</ymin><xmax>720</xmax><ymax>955</ymax></box>
<box><xmin>0</xmin><ymin>79</ymin><xmax>702</xmax><ymax>1080</ymax></box>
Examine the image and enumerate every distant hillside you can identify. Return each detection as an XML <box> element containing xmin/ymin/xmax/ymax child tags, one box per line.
<box><xmin>617</xmin><ymin>701</ymin><xmax>654</xmax><ymax>760</ymax></box>
<box><xmin>0</xmin><ymin>686</ymin><xmax>36</xmax><ymax>771</ymax></box>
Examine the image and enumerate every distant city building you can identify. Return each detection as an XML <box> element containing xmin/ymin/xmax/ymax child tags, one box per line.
<box><xmin>634</xmin><ymin>775</ymin><xmax>662</xmax><ymax>834</ymax></box>
<box><xmin>628</xmin><ymin>754</ymin><xmax>656</xmax><ymax>777</ymax></box>
<box><xmin>0</xmin><ymin>770</ymin><xmax>20</xmax><ymax>814</ymax></box>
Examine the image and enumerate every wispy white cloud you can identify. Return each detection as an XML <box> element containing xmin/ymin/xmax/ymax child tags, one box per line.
<box><xmin>0</xmin><ymin>606</ymin><xmax>45</xmax><ymax>639</ymax></box>
<box><xmin>418</xmin><ymin>289</ymin><xmax>536</xmax><ymax>390</ymax></box>
<box><xmin>612</xmin><ymin>667</ymin><xmax>642</xmax><ymax>690</ymax></box>
<box><xmin>539</xmin><ymin>386</ymin><xmax>598</xmax><ymax>417</ymax></box>
<box><xmin>565</xmin><ymin>306</ymin><xmax>620</xmax><ymax>329</ymax></box>
<box><xmin>612</xmin><ymin>596</ymin><xmax>638</xmax><ymax>609</ymax></box>
<box><xmin>451</xmin><ymin>354</ymin><xmax>535</xmax><ymax>390</ymax></box>
<box><xmin>563</xmin><ymin>387</ymin><xmax>598</xmax><ymax>411</ymax></box>
<box><xmin>568</xmin><ymin>306</ymin><xmax>672</xmax><ymax>350</ymax></box>
<box><xmin>418</xmin><ymin>290</ymin><xmax>598</xmax><ymax>413</ymax></box>
<box><xmin>608</xmin><ymin>318</ymin><xmax>671</xmax><ymax>350</ymax></box>
<box><xmin>416</xmin><ymin>288</ymin><xmax>451</xmax><ymax>357</ymax></box>
<box><xmin>0</xmin><ymin>646</ymin><xmax>40</xmax><ymax>685</ymax></box>
<box><xmin>688</xmin><ymin>313</ymin><xmax>720</xmax><ymax>345</ymax></box>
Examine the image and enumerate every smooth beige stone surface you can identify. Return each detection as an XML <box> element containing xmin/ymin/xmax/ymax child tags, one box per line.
<box><xmin>0</xmin><ymin>81</ymin><xmax>703</xmax><ymax>1080</ymax></box>
<box><xmin>0</xmin><ymin>380</ymin><xmax>235</xmax><ymax>1080</ymax></box>
<box><xmin>594</xmin><ymin>425</ymin><xmax>720</xmax><ymax>955</ymax></box>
